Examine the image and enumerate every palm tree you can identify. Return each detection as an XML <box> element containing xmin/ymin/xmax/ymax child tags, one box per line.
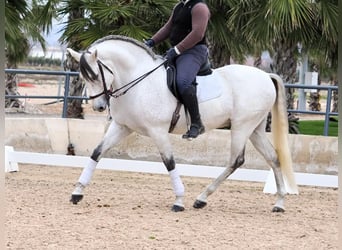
<box><xmin>307</xmin><ymin>0</ymin><xmax>338</xmax><ymax>112</ymax></box>
<box><xmin>226</xmin><ymin>0</ymin><xmax>338</xmax><ymax>109</ymax></box>
<box><xmin>5</xmin><ymin>0</ymin><xmax>58</xmax><ymax>108</ymax></box>
<box><xmin>221</xmin><ymin>0</ymin><xmax>337</xmax><ymax>133</ymax></box>
<box><xmin>58</xmin><ymin>0</ymin><xmax>86</xmax><ymax>118</ymax></box>
<box><xmin>59</xmin><ymin>0</ymin><xmax>176</xmax><ymax>49</ymax></box>
<box><xmin>206</xmin><ymin>0</ymin><xmax>257</xmax><ymax>67</ymax></box>
<box><xmin>6</xmin><ymin>0</ymin><xmax>39</xmax><ymax>107</ymax></box>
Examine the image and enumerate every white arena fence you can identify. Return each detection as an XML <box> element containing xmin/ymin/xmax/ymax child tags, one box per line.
<box><xmin>5</xmin><ymin>146</ymin><xmax>337</xmax><ymax>194</ymax></box>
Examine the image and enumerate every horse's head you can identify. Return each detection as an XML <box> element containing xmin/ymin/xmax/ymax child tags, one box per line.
<box><xmin>67</xmin><ymin>48</ymin><xmax>114</xmax><ymax>112</ymax></box>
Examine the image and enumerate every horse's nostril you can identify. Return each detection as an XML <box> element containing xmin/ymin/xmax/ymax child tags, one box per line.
<box><xmin>93</xmin><ymin>106</ymin><xmax>106</xmax><ymax>112</ymax></box>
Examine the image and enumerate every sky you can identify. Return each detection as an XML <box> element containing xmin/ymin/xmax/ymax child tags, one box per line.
<box><xmin>44</xmin><ymin>18</ymin><xmax>65</xmax><ymax>47</ymax></box>
<box><xmin>29</xmin><ymin>19</ymin><xmax>66</xmax><ymax>59</ymax></box>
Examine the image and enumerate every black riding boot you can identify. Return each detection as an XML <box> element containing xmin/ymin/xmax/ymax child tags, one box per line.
<box><xmin>181</xmin><ymin>85</ymin><xmax>205</xmax><ymax>139</ymax></box>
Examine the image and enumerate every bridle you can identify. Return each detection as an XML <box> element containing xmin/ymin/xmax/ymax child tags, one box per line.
<box><xmin>88</xmin><ymin>58</ymin><xmax>167</xmax><ymax>105</ymax></box>
<box><xmin>87</xmin><ymin>59</ymin><xmax>114</xmax><ymax>110</ymax></box>
<box><xmin>88</xmin><ymin>59</ymin><xmax>114</xmax><ymax>101</ymax></box>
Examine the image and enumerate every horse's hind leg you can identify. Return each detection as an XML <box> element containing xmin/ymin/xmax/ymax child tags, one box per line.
<box><xmin>194</xmin><ymin>131</ymin><xmax>248</xmax><ymax>209</ymax></box>
<box><xmin>70</xmin><ymin>121</ymin><xmax>132</xmax><ymax>204</ymax></box>
<box><xmin>149</xmin><ymin>130</ymin><xmax>185</xmax><ymax>212</ymax></box>
<box><xmin>249</xmin><ymin>125</ymin><xmax>287</xmax><ymax>212</ymax></box>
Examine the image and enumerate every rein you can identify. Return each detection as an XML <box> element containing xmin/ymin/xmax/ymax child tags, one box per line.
<box><xmin>88</xmin><ymin>59</ymin><xmax>167</xmax><ymax>101</ymax></box>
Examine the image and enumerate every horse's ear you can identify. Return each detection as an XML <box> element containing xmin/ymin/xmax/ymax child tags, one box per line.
<box><xmin>91</xmin><ymin>49</ymin><xmax>98</xmax><ymax>60</ymax></box>
<box><xmin>66</xmin><ymin>48</ymin><xmax>81</xmax><ymax>63</ymax></box>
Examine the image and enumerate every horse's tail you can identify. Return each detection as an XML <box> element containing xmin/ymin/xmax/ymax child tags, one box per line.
<box><xmin>269</xmin><ymin>73</ymin><xmax>298</xmax><ymax>194</ymax></box>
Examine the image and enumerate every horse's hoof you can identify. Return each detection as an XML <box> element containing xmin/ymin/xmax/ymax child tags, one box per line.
<box><xmin>272</xmin><ymin>206</ymin><xmax>285</xmax><ymax>213</ymax></box>
<box><xmin>171</xmin><ymin>205</ymin><xmax>185</xmax><ymax>212</ymax></box>
<box><xmin>193</xmin><ymin>200</ymin><xmax>207</xmax><ymax>209</ymax></box>
<box><xmin>70</xmin><ymin>194</ymin><xmax>83</xmax><ymax>205</ymax></box>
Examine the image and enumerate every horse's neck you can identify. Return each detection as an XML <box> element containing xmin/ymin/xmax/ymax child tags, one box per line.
<box><xmin>105</xmin><ymin>50</ymin><xmax>161</xmax><ymax>87</ymax></box>
<box><xmin>100</xmin><ymin>42</ymin><xmax>155</xmax><ymax>78</ymax></box>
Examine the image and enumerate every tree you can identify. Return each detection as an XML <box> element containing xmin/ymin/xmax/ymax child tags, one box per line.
<box><xmin>307</xmin><ymin>0</ymin><xmax>338</xmax><ymax>112</ymax></box>
<box><xmin>206</xmin><ymin>0</ymin><xmax>257</xmax><ymax>67</ymax></box>
<box><xmin>5</xmin><ymin>0</ymin><xmax>58</xmax><ymax>108</ymax></box>
<box><xmin>226</xmin><ymin>0</ymin><xmax>338</xmax><ymax>109</ymax></box>
<box><xmin>59</xmin><ymin>0</ymin><xmax>176</xmax><ymax>50</ymax></box>
<box><xmin>218</xmin><ymin>0</ymin><xmax>337</xmax><ymax>134</ymax></box>
<box><xmin>59</xmin><ymin>0</ymin><xmax>86</xmax><ymax>118</ymax></box>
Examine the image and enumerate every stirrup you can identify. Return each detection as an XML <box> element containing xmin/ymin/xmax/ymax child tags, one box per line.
<box><xmin>182</xmin><ymin>124</ymin><xmax>205</xmax><ymax>140</ymax></box>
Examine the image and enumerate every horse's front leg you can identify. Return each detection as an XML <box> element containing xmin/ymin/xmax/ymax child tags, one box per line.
<box><xmin>70</xmin><ymin>121</ymin><xmax>132</xmax><ymax>204</ymax></box>
<box><xmin>149</xmin><ymin>131</ymin><xmax>185</xmax><ymax>212</ymax></box>
<box><xmin>160</xmin><ymin>154</ymin><xmax>185</xmax><ymax>212</ymax></box>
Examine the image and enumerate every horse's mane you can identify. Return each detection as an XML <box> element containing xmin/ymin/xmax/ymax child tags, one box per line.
<box><xmin>90</xmin><ymin>35</ymin><xmax>159</xmax><ymax>60</ymax></box>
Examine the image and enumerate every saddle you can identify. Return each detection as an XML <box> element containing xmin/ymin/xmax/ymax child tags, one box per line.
<box><xmin>166</xmin><ymin>58</ymin><xmax>213</xmax><ymax>100</ymax></box>
<box><xmin>167</xmin><ymin>59</ymin><xmax>213</xmax><ymax>133</ymax></box>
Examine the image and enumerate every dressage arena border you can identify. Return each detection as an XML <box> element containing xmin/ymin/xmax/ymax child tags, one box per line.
<box><xmin>5</xmin><ymin>146</ymin><xmax>337</xmax><ymax>194</ymax></box>
<box><xmin>5</xmin><ymin>118</ymin><xmax>338</xmax><ymax>174</ymax></box>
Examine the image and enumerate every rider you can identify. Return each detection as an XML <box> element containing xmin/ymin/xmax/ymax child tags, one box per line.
<box><xmin>145</xmin><ymin>0</ymin><xmax>210</xmax><ymax>139</ymax></box>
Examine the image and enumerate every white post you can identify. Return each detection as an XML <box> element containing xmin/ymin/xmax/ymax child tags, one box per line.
<box><xmin>298</xmin><ymin>54</ymin><xmax>308</xmax><ymax>111</ymax></box>
<box><xmin>5</xmin><ymin>146</ymin><xmax>19</xmax><ymax>172</ymax></box>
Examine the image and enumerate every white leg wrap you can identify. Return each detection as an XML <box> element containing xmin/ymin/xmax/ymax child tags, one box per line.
<box><xmin>72</xmin><ymin>182</ymin><xmax>84</xmax><ymax>195</ymax></box>
<box><xmin>78</xmin><ymin>158</ymin><xmax>97</xmax><ymax>186</ymax></box>
<box><xmin>169</xmin><ymin>168</ymin><xmax>184</xmax><ymax>197</ymax></box>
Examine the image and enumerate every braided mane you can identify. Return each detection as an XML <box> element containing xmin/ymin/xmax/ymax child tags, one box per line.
<box><xmin>90</xmin><ymin>35</ymin><xmax>159</xmax><ymax>60</ymax></box>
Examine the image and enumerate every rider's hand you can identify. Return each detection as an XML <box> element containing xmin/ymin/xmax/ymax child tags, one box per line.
<box><xmin>165</xmin><ymin>47</ymin><xmax>179</xmax><ymax>63</ymax></box>
<box><xmin>144</xmin><ymin>39</ymin><xmax>155</xmax><ymax>48</ymax></box>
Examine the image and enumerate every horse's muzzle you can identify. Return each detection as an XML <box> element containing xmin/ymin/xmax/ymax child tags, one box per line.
<box><xmin>93</xmin><ymin>105</ymin><xmax>107</xmax><ymax>112</ymax></box>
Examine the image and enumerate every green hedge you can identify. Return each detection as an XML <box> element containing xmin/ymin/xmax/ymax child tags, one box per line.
<box><xmin>26</xmin><ymin>56</ymin><xmax>62</xmax><ymax>66</ymax></box>
<box><xmin>298</xmin><ymin>119</ymin><xmax>338</xmax><ymax>137</ymax></box>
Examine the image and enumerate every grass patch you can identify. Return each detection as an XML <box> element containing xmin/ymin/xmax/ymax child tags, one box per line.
<box><xmin>298</xmin><ymin>119</ymin><xmax>338</xmax><ymax>137</ymax></box>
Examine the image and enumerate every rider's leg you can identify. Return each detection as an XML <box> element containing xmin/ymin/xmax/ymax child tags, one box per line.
<box><xmin>180</xmin><ymin>84</ymin><xmax>205</xmax><ymax>139</ymax></box>
<box><xmin>176</xmin><ymin>45</ymin><xmax>208</xmax><ymax>139</ymax></box>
